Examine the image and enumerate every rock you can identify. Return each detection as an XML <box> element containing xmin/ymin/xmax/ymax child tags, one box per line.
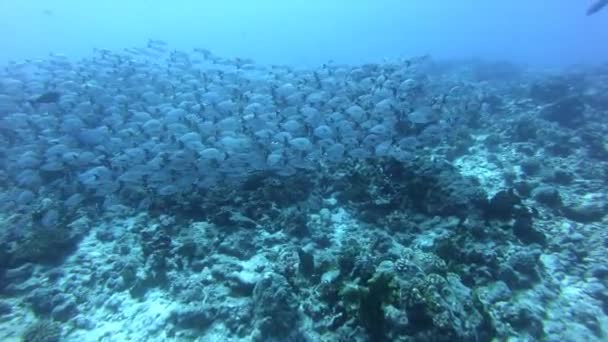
<box><xmin>512</xmin><ymin>119</ymin><xmax>538</xmax><ymax>142</ymax></box>
<box><xmin>562</xmin><ymin>202</ymin><xmax>606</xmax><ymax>223</ymax></box>
<box><xmin>545</xmin><ymin>169</ymin><xmax>574</xmax><ymax>185</ymax></box>
<box><xmin>252</xmin><ymin>272</ymin><xmax>298</xmax><ymax>338</ymax></box>
<box><xmin>400</xmin><ymin>273</ymin><xmax>487</xmax><ymax>340</ymax></box>
<box><xmin>73</xmin><ymin>316</ymin><xmax>96</xmax><ymax>330</ymax></box>
<box><xmin>320</xmin><ymin>269</ymin><xmax>340</xmax><ymax>285</ymax></box>
<box><xmin>565</xmin><ymin>232</ymin><xmax>585</xmax><ymax>243</ymax></box>
<box><xmin>169</xmin><ymin>304</ymin><xmax>216</xmax><ymax>330</ymax></box>
<box><xmin>513</xmin><ymin>211</ymin><xmax>545</xmax><ymax>245</ymax></box>
<box><xmin>26</xmin><ymin>288</ymin><xmax>59</xmax><ymax>316</ymax></box>
<box><xmin>51</xmin><ymin>297</ymin><xmax>78</xmax><ymax>322</ymax></box>
<box><xmin>591</xmin><ymin>265</ymin><xmax>608</xmax><ymax>279</ymax></box>
<box><xmin>510</xmin><ymin>249</ymin><xmax>541</xmax><ymax>275</ymax></box>
<box><xmin>5</xmin><ymin>263</ymin><xmax>35</xmax><ymax>281</ymax></box>
<box><xmin>297</xmin><ymin>248</ymin><xmax>315</xmax><ymax>277</ymax></box>
<box><xmin>581</xmin><ymin>131</ymin><xmax>608</xmax><ymax>160</ymax></box>
<box><xmin>532</xmin><ymin>186</ymin><xmax>562</xmax><ymax>208</ymax></box>
<box><xmin>227</xmin><ymin>270</ymin><xmax>261</xmax><ymax>296</ymax></box>
<box><xmin>501</xmin><ymin>304</ymin><xmax>544</xmax><ymax>339</ymax></box>
<box><xmin>499</xmin><ymin>248</ymin><xmax>541</xmax><ymax>289</ymax></box>
<box><xmin>0</xmin><ymin>300</ymin><xmax>11</xmax><ymax>316</ymax></box>
<box><xmin>520</xmin><ymin>158</ymin><xmax>542</xmax><ymax>176</ymax></box>
<box><xmin>530</xmin><ymin>78</ymin><xmax>571</xmax><ymax>103</ymax></box>
<box><xmin>475</xmin><ymin>281</ymin><xmax>512</xmax><ymax>306</ymax></box>
<box><xmin>21</xmin><ymin>320</ymin><xmax>62</xmax><ymax>342</ymax></box>
<box><xmin>540</xmin><ymin>96</ymin><xmax>585</xmax><ymax>128</ymax></box>
<box><xmin>513</xmin><ymin>181</ymin><xmax>533</xmax><ymax>197</ymax></box>
<box><xmin>483</xmin><ymin>189</ymin><xmax>522</xmax><ymax>220</ymax></box>
<box><xmin>384</xmin><ymin>304</ymin><xmax>409</xmax><ymax>331</ymax></box>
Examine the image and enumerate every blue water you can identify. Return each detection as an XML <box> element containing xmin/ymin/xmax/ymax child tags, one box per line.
<box><xmin>1</xmin><ymin>0</ymin><xmax>607</xmax><ymax>67</ymax></box>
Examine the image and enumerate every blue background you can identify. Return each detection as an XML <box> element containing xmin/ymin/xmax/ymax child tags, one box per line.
<box><xmin>0</xmin><ymin>0</ymin><xmax>606</xmax><ymax>67</ymax></box>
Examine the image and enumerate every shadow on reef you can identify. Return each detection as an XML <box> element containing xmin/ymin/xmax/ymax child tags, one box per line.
<box><xmin>0</xmin><ymin>156</ymin><xmax>550</xmax><ymax>341</ymax></box>
<box><xmin>0</xmin><ymin>204</ymin><xmax>89</xmax><ymax>293</ymax></box>
<box><xmin>134</xmin><ymin>156</ymin><xmax>548</xmax><ymax>340</ymax></box>
<box><xmin>147</xmin><ymin>170</ymin><xmax>317</xmax><ymax>236</ymax></box>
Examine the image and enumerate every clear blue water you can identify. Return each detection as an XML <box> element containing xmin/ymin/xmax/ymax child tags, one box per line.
<box><xmin>1</xmin><ymin>0</ymin><xmax>607</xmax><ymax>67</ymax></box>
